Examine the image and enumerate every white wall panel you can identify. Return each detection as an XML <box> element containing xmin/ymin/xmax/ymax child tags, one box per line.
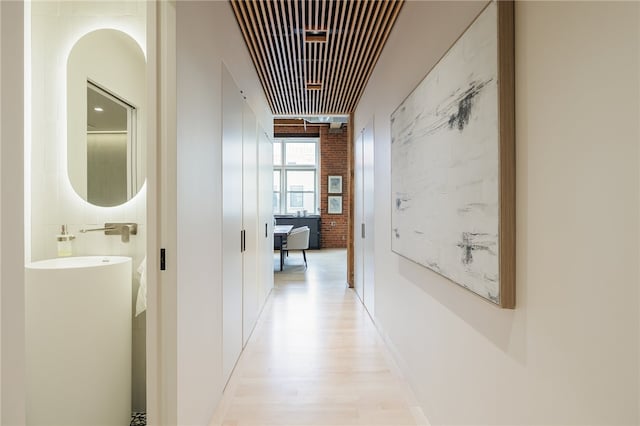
<box><xmin>355</xmin><ymin>119</ymin><xmax>375</xmax><ymax>315</ymax></box>
<box><xmin>362</xmin><ymin>121</ymin><xmax>375</xmax><ymax>315</ymax></box>
<box><xmin>242</xmin><ymin>103</ymin><xmax>259</xmax><ymax>346</ymax></box>
<box><xmin>354</xmin><ymin>128</ymin><xmax>364</xmax><ymax>302</ymax></box>
<box><xmin>221</xmin><ymin>65</ymin><xmax>244</xmax><ymax>384</ymax></box>
<box><xmin>257</xmin><ymin>128</ymin><xmax>274</xmax><ymax>305</ymax></box>
<box><xmin>176</xmin><ymin>5</ymin><xmax>225</xmax><ymax>423</ymax></box>
<box><xmin>1</xmin><ymin>2</ymin><xmax>26</xmax><ymax>424</ymax></box>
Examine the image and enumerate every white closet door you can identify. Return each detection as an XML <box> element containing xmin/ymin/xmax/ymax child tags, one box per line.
<box><xmin>354</xmin><ymin>128</ymin><xmax>365</xmax><ymax>301</ymax></box>
<box><xmin>257</xmin><ymin>128</ymin><xmax>274</xmax><ymax>306</ymax></box>
<box><xmin>242</xmin><ymin>103</ymin><xmax>259</xmax><ymax>347</ymax></box>
<box><xmin>221</xmin><ymin>65</ymin><xmax>244</xmax><ymax>383</ymax></box>
<box><xmin>362</xmin><ymin>120</ymin><xmax>375</xmax><ymax>315</ymax></box>
<box><xmin>355</xmin><ymin>119</ymin><xmax>375</xmax><ymax>314</ymax></box>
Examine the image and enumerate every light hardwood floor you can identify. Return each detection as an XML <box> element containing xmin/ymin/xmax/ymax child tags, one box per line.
<box><xmin>210</xmin><ymin>249</ymin><xmax>428</xmax><ymax>426</ymax></box>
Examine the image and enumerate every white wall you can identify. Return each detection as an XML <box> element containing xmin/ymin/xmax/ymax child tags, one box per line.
<box><xmin>29</xmin><ymin>0</ymin><xmax>148</xmax><ymax>411</ymax></box>
<box><xmin>1</xmin><ymin>2</ymin><xmax>26</xmax><ymax>424</ymax></box>
<box><xmin>355</xmin><ymin>1</ymin><xmax>639</xmax><ymax>424</ymax></box>
<box><xmin>175</xmin><ymin>6</ymin><xmax>223</xmax><ymax>419</ymax></box>
<box><xmin>175</xmin><ymin>2</ymin><xmax>272</xmax><ymax>424</ymax></box>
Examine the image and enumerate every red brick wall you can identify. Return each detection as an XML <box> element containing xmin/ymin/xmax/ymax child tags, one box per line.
<box><xmin>274</xmin><ymin>123</ymin><xmax>349</xmax><ymax>248</ymax></box>
<box><xmin>318</xmin><ymin>126</ymin><xmax>349</xmax><ymax>248</ymax></box>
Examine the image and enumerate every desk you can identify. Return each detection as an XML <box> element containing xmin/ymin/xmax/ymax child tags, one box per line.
<box><xmin>274</xmin><ymin>225</ymin><xmax>293</xmax><ymax>271</ymax></box>
<box><xmin>275</xmin><ymin>216</ymin><xmax>321</xmax><ymax>249</ymax></box>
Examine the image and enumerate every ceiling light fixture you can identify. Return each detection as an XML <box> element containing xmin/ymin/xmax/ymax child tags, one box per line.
<box><xmin>304</xmin><ymin>28</ymin><xmax>327</xmax><ymax>43</ymax></box>
<box><xmin>93</xmin><ymin>106</ymin><xmax>104</xmax><ymax>112</ymax></box>
<box><xmin>306</xmin><ymin>82</ymin><xmax>322</xmax><ymax>91</ymax></box>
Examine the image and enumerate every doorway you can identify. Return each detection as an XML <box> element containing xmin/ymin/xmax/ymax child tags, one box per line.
<box><xmin>354</xmin><ymin>119</ymin><xmax>375</xmax><ymax>315</ymax></box>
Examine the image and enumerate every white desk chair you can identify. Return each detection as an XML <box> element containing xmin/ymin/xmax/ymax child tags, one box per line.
<box><xmin>282</xmin><ymin>226</ymin><xmax>310</xmax><ymax>268</ymax></box>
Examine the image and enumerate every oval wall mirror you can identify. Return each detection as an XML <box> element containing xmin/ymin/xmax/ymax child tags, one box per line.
<box><xmin>67</xmin><ymin>29</ymin><xmax>146</xmax><ymax>207</ymax></box>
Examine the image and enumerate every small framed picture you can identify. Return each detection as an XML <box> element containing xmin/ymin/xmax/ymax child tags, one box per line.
<box><xmin>328</xmin><ymin>196</ymin><xmax>342</xmax><ymax>214</ymax></box>
<box><xmin>328</xmin><ymin>175</ymin><xmax>342</xmax><ymax>194</ymax></box>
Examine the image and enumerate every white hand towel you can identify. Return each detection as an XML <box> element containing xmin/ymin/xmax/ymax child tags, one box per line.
<box><xmin>135</xmin><ymin>256</ymin><xmax>147</xmax><ymax>317</ymax></box>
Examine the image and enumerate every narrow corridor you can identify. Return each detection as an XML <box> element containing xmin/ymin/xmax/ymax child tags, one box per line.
<box><xmin>211</xmin><ymin>249</ymin><xmax>427</xmax><ymax>426</ymax></box>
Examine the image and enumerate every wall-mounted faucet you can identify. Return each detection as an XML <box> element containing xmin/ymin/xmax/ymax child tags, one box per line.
<box><xmin>79</xmin><ymin>223</ymin><xmax>138</xmax><ymax>243</ymax></box>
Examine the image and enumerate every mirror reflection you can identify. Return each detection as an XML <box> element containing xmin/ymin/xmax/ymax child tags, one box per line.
<box><xmin>67</xmin><ymin>29</ymin><xmax>146</xmax><ymax>207</ymax></box>
<box><xmin>86</xmin><ymin>83</ymin><xmax>137</xmax><ymax>207</ymax></box>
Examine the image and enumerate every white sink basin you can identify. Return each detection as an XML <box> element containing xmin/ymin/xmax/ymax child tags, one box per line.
<box><xmin>26</xmin><ymin>255</ymin><xmax>131</xmax><ymax>270</ymax></box>
<box><xmin>25</xmin><ymin>256</ymin><xmax>132</xmax><ymax>426</ymax></box>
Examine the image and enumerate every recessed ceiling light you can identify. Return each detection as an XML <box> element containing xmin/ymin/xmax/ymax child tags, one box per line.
<box><xmin>304</xmin><ymin>28</ymin><xmax>327</xmax><ymax>43</ymax></box>
<box><xmin>94</xmin><ymin>106</ymin><xmax>104</xmax><ymax>112</ymax></box>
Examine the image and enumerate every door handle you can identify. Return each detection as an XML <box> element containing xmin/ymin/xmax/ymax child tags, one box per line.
<box><xmin>361</xmin><ymin>223</ymin><xmax>366</xmax><ymax>238</ymax></box>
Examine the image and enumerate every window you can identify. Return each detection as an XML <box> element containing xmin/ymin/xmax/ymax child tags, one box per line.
<box><xmin>273</xmin><ymin>138</ymin><xmax>318</xmax><ymax>214</ymax></box>
<box><xmin>273</xmin><ymin>170</ymin><xmax>281</xmax><ymax>213</ymax></box>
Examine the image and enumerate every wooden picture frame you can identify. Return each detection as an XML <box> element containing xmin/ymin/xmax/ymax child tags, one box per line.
<box><xmin>328</xmin><ymin>196</ymin><xmax>343</xmax><ymax>214</ymax></box>
<box><xmin>328</xmin><ymin>175</ymin><xmax>343</xmax><ymax>194</ymax></box>
<box><xmin>390</xmin><ymin>1</ymin><xmax>514</xmax><ymax>308</ymax></box>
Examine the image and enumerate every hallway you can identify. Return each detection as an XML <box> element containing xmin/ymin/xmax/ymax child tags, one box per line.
<box><xmin>211</xmin><ymin>249</ymin><xmax>427</xmax><ymax>425</ymax></box>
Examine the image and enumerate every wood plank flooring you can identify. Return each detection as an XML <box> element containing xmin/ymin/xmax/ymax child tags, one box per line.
<box><xmin>210</xmin><ymin>249</ymin><xmax>427</xmax><ymax>426</ymax></box>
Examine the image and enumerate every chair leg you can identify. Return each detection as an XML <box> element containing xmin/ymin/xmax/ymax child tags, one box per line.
<box><xmin>302</xmin><ymin>250</ymin><xmax>307</xmax><ymax>268</ymax></box>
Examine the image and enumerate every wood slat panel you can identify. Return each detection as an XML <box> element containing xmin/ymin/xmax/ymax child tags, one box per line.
<box><xmin>264</xmin><ymin>1</ymin><xmax>294</xmax><ymax>114</ymax></box>
<box><xmin>230</xmin><ymin>0</ymin><xmax>404</xmax><ymax>115</ymax></box>
<box><xmin>319</xmin><ymin>0</ymin><xmax>342</xmax><ymax>112</ymax></box>
<box><xmin>327</xmin><ymin>0</ymin><xmax>361</xmax><ymax>114</ymax></box>
<box><xmin>345</xmin><ymin>1</ymin><xmax>403</xmax><ymax>112</ymax></box>
<box><xmin>324</xmin><ymin>0</ymin><xmax>353</xmax><ymax>114</ymax></box>
<box><xmin>335</xmin><ymin>0</ymin><xmax>380</xmax><ymax>113</ymax></box>
<box><xmin>289</xmin><ymin>0</ymin><xmax>304</xmax><ymax>113</ymax></box>
<box><xmin>230</xmin><ymin>1</ymin><xmax>279</xmax><ymax>113</ymax></box>
<box><xmin>299</xmin><ymin>0</ymin><xmax>309</xmax><ymax>111</ymax></box>
<box><xmin>250</xmin><ymin>1</ymin><xmax>288</xmax><ymax>113</ymax></box>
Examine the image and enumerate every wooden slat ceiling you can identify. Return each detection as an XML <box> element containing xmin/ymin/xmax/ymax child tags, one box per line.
<box><xmin>230</xmin><ymin>0</ymin><xmax>404</xmax><ymax>116</ymax></box>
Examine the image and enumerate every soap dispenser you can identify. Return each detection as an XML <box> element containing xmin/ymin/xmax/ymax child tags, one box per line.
<box><xmin>57</xmin><ymin>225</ymin><xmax>75</xmax><ymax>257</ymax></box>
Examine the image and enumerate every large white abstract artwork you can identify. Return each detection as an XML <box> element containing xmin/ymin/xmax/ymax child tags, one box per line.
<box><xmin>391</xmin><ymin>1</ymin><xmax>515</xmax><ymax>307</ymax></box>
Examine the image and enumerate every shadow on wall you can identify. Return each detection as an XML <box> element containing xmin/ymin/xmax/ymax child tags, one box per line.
<box><xmin>395</xmin><ymin>254</ymin><xmax>526</xmax><ymax>366</ymax></box>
